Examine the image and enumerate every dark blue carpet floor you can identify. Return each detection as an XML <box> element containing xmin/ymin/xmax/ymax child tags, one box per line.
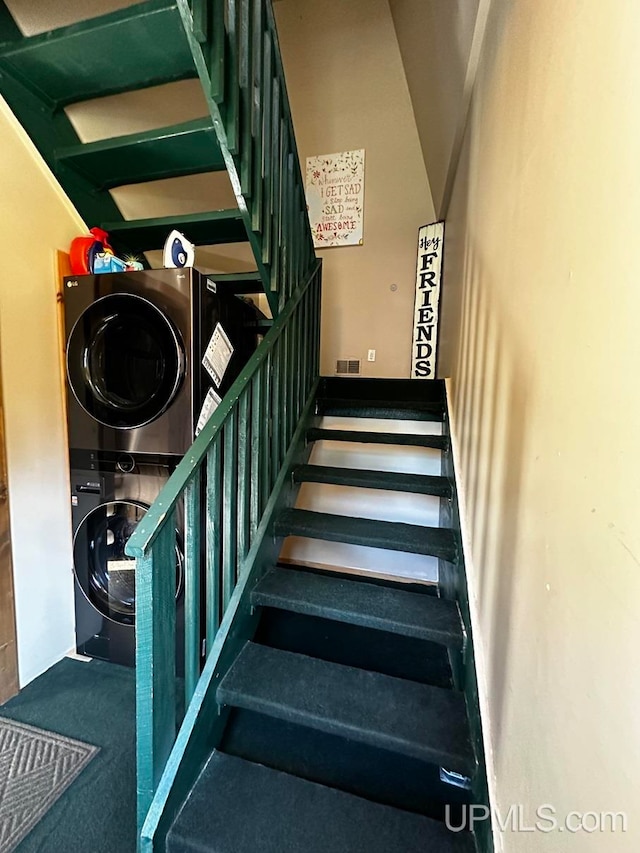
<box><xmin>0</xmin><ymin>657</ymin><xmax>136</xmax><ymax>853</ymax></box>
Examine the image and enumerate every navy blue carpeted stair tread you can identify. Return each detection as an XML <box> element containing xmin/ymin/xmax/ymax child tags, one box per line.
<box><xmin>317</xmin><ymin>398</ymin><xmax>445</xmax><ymax>421</ymax></box>
<box><xmin>293</xmin><ymin>464</ymin><xmax>453</xmax><ymax>497</ymax></box>
<box><xmin>167</xmin><ymin>751</ymin><xmax>475</xmax><ymax>853</ymax></box>
<box><xmin>217</xmin><ymin>643</ymin><xmax>475</xmax><ymax>776</ymax></box>
<box><xmin>317</xmin><ymin>377</ymin><xmax>446</xmax><ymax>405</ymax></box>
<box><xmin>307</xmin><ymin>427</ymin><xmax>449</xmax><ymax>450</ymax></box>
<box><xmin>221</xmin><ymin>710</ymin><xmax>473</xmax><ymax>824</ymax></box>
<box><xmin>252</xmin><ymin>568</ymin><xmax>464</xmax><ymax>648</ymax></box>
<box><xmin>255</xmin><ymin>608</ymin><xmax>454</xmax><ymax>688</ymax></box>
<box><xmin>274</xmin><ymin>508</ymin><xmax>458</xmax><ymax>561</ymax></box>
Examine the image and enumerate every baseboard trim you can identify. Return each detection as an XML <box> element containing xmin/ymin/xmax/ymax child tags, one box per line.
<box><xmin>65</xmin><ymin>651</ymin><xmax>93</xmax><ymax>663</ymax></box>
<box><xmin>444</xmin><ymin>377</ymin><xmax>499</xmax><ymax>853</ymax></box>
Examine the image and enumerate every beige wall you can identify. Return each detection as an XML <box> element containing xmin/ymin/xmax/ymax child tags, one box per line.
<box><xmin>389</xmin><ymin>0</ymin><xmax>481</xmax><ymax>218</ymax></box>
<box><xmin>440</xmin><ymin>0</ymin><xmax>640</xmax><ymax>849</ymax></box>
<box><xmin>275</xmin><ymin>0</ymin><xmax>434</xmax><ymax>378</ymax></box>
<box><xmin>0</xmin><ymin>97</ymin><xmax>85</xmax><ymax>685</ymax></box>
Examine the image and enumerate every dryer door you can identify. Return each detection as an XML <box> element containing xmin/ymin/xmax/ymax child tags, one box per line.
<box><xmin>73</xmin><ymin>500</ymin><xmax>184</xmax><ymax>626</ymax></box>
<box><xmin>67</xmin><ymin>293</ymin><xmax>185</xmax><ymax>429</ymax></box>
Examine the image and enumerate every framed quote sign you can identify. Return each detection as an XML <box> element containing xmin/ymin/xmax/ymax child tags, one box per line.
<box><xmin>305</xmin><ymin>149</ymin><xmax>365</xmax><ymax>248</ymax></box>
<box><xmin>411</xmin><ymin>220</ymin><xmax>444</xmax><ymax>379</ymax></box>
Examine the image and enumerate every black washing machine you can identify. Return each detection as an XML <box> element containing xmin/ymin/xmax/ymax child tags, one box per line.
<box><xmin>64</xmin><ymin>268</ymin><xmax>262</xmax><ymax>666</ymax></box>
<box><xmin>63</xmin><ymin>267</ymin><xmax>260</xmax><ymax>457</ymax></box>
<box><xmin>70</xmin><ymin>451</ymin><xmax>185</xmax><ymax>669</ymax></box>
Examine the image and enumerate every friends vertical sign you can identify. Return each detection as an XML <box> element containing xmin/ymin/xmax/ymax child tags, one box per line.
<box><xmin>411</xmin><ymin>221</ymin><xmax>444</xmax><ymax>379</ymax></box>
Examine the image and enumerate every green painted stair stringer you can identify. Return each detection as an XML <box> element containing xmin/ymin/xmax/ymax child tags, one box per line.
<box><xmin>172</xmin><ymin>0</ymin><xmax>316</xmax><ymax>317</ymax></box>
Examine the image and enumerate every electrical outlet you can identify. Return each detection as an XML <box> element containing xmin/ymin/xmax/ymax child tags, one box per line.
<box><xmin>367</xmin><ymin>349</ymin><xmax>376</xmax><ymax>362</ymax></box>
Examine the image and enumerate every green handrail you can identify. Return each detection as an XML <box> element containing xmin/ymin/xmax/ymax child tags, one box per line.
<box><xmin>179</xmin><ymin>0</ymin><xmax>315</xmax><ymax>317</ymax></box>
<box><xmin>127</xmin><ymin>260</ymin><xmax>321</xmax><ymax>833</ymax></box>
<box><xmin>125</xmin><ymin>4</ymin><xmax>320</xmax><ymax>836</ymax></box>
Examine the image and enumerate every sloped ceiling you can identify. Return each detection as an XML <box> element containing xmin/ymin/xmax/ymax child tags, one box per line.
<box><xmin>389</xmin><ymin>0</ymin><xmax>488</xmax><ymax>218</ymax></box>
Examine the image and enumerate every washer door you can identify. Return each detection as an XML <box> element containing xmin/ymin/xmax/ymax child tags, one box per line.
<box><xmin>67</xmin><ymin>293</ymin><xmax>185</xmax><ymax>429</ymax></box>
<box><xmin>73</xmin><ymin>500</ymin><xmax>184</xmax><ymax>626</ymax></box>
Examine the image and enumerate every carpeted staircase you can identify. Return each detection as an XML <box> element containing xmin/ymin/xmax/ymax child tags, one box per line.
<box><xmin>165</xmin><ymin>378</ymin><xmax>484</xmax><ymax>852</ymax></box>
<box><xmin>0</xmin><ymin>4</ymin><xmax>490</xmax><ymax>845</ymax></box>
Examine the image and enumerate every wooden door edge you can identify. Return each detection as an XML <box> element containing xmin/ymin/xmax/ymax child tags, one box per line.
<box><xmin>0</xmin><ymin>318</ymin><xmax>18</xmax><ymax>703</ymax></box>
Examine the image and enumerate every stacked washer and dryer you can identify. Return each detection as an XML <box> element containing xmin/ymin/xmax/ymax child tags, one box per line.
<box><xmin>63</xmin><ymin>268</ymin><xmax>259</xmax><ymax>668</ymax></box>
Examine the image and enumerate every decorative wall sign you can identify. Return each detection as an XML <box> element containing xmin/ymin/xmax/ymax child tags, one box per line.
<box><xmin>411</xmin><ymin>221</ymin><xmax>444</xmax><ymax>379</ymax></box>
<box><xmin>305</xmin><ymin>150</ymin><xmax>365</xmax><ymax>248</ymax></box>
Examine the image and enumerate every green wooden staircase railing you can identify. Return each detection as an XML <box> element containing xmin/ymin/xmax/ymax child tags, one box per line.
<box><xmin>127</xmin><ymin>262</ymin><xmax>321</xmax><ymax>847</ymax></box>
<box><xmin>0</xmin><ymin>0</ymin><xmax>315</xmax><ymax>317</ymax></box>
<box><xmin>0</xmin><ymin>0</ymin><xmax>320</xmax><ymax>846</ymax></box>
<box><xmin>131</xmin><ymin>375</ymin><xmax>491</xmax><ymax>853</ymax></box>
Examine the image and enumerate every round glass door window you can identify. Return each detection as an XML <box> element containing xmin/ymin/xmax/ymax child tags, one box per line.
<box><xmin>67</xmin><ymin>293</ymin><xmax>185</xmax><ymax>429</ymax></box>
<box><xmin>73</xmin><ymin>500</ymin><xmax>184</xmax><ymax>626</ymax></box>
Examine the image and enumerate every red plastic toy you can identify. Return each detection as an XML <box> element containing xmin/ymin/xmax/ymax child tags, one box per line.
<box><xmin>69</xmin><ymin>227</ymin><xmax>114</xmax><ymax>275</ymax></box>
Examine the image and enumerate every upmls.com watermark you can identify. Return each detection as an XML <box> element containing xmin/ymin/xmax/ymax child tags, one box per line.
<box><xmin>446</xmin><ymin>805</ymin><xmax>628</xmax><ymax>834</ymax></box>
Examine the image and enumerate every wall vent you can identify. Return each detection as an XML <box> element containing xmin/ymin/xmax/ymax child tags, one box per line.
<box><xmin>335</xmin><ymin>359</ymin><xmax>361</xmax><ymax>375</ymax></box>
